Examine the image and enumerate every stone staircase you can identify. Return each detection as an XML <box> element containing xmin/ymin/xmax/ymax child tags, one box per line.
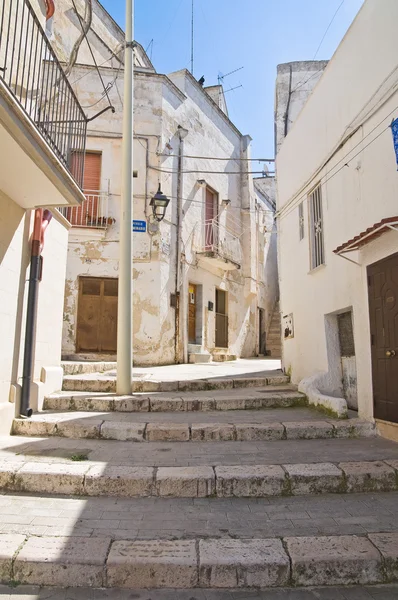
<box><xmin>267</xmin><ymin>302</ymin><xmax>282</xmax><ymax>358</ymax></box>
<box><xmin>1</xmin><ymin>369</ymin><xmax>398</xmax><ymax>593</ymax></box>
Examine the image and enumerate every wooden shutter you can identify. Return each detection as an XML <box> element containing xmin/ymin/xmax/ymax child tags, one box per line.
<box><xmin>83</xmin><ymin>152</ymin><xmax>102</xmax><ymax>191</ymax></box>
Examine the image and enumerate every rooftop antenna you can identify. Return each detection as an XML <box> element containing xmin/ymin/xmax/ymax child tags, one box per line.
<box><xmin>191</xmin><ymin>0</ymin><xmax>194</xmax><ymax>75</ymax></box>
<box><xmin>145</xmin><ymin>39</ymin><xmax>154</xmax><ymax>61</ymax></box>
<box><xmin>224</xmin><ymin>84</ymin><xmax>243</xmax><ymax>94</ymax></box>
<box><xmin>218</xmin><ymin>66</ymin><xmax>244</xmax><ymax>87</ymax></box>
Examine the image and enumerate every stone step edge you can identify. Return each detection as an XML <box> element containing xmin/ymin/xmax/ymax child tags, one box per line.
<box><xmin>12</xmin><ymin>417</ymin><xmax>376</xmax><ymax>443</ymax></box>
<box><xmin>0</xmin><ymin>459</ymin><xmax>397</xmax><ymax>498</ymax></box>
<box><xmin>1</xmin><ymin>532</ymin><xmax>397</xmax><ymax>589</ymax></box>
<box><xmin>61</xmin><ymin>375</ymin><xmax>291</xmax><ymax>394</ymax></box>
<box><xmin>43</xmin><ymin>391</ymin><xmax>307</xmax><ymax>413</ymax></box>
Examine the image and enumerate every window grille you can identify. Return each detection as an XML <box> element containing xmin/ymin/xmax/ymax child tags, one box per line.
<box><xmin>309</xmin><ymin>184</ymin><xmax>325</xmax><ymax>269</ymax></box>
<box><xmin>299</xmin><ymin>202</ymin><xmax>305</xmax><ymax>240</ymax></box>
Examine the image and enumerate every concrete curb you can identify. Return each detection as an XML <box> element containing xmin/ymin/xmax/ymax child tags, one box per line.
<box><xmin>1</xmin><ymin>533</ymin><xmax>398</xmax><ymax>588</ymax></box>
<box><xmin>43</xmin><ymin>390</ymin><xmax>306</xmax><ymax>413</ymax></box>
<box><xmin>13</xmin><ymin>417</ymin><xmax>376</xmax><ymax>443</ymax></box>
<box><xmin>0</xmin><ymin>459</ymin><xmax>397</xmax><ymax>498</ymax></box>
<box><xmin>61</xmin><ymin>375</ymin><xmax>291</xmax><ymax>394</ymax></box>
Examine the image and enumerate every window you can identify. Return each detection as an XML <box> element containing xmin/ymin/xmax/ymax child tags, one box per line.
<box><xmin>309</xmin><ymin>184</ymin><xmax>325</xmax><ymax>269</ymax></box>
<box><xmin>299</xmin><ymin>202</ymin><xmax>305</xmax><ymax>240</ymax></box>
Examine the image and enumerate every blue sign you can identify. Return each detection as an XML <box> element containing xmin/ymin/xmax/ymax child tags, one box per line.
<box><xmin>391</xmin><ymin>118</ymin><xmax>398</xmax><ymax>170</ymax></box>
<box><xmin>132</xmin><ymin>220</ymin><xmax>147</xmax><ymax>233</ymax></box>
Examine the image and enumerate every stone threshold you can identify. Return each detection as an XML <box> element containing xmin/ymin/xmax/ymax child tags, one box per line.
<box><xmin>0</xmin><ymin>459</ymin><xmax>397</xmax><ymax>498</ymax></box>
<box><xmin>0</xmin><ymin>532</ymin><xmax>398</xmax><ymax>589</ymax></box>
<box><xmin>44</xmin><ymin>390</ymin><xmax>306</xmax><ymax>413</ymax></box>
<box><xmin>61</xmin><ymin>375</ymin><xmax>290</xmax><ymax>394</ymax></box>
<box><xmin>12</xmin><ymin>416</ymin><xmax>375</xmax><ymax>443</ymax></box>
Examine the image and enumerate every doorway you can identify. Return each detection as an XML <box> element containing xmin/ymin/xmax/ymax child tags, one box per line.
<box><xmin>76</xmin><ymin>276</ymin><xmax>118</xmax><ymax>353</ymax></box>
<box><xmin>368</xmin><ymin>252</ymin><xmax>398</xmax><ymax>423</ymax></box>
<box><xmin>258</xmin><ymin>308</ymin><xmax>266</xmax><ymax>355</ymax></box>
<box><xmin>215</xmin><ymin>289</ymin><xmax>228</xmax><ymax>348</ymax></box>
<box><xmin>188</xmin><ymin>283</ymin><xmax>197</xmax><ymax>344</ymax></box>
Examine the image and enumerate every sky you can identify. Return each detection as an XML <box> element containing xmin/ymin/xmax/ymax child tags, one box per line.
<box><xmin>99</xmin><ymin>0</ymin><xmax>364</xmax><ymax>159</ymax></box>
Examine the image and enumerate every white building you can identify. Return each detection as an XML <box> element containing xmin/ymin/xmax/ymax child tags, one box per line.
<box><xmin>276</xmin><ymin>0</ymin><xmax>398</xmax><ymax>437</ymax></box>
<box><xmin>0</xmin><ymin>0</ymin><xmax>85</xmax><ymax>432</ymax></box>
<box><xmin>52</xmin><ymin>0</ymin><xmax>280</xmax><ymax>366</ymax></box>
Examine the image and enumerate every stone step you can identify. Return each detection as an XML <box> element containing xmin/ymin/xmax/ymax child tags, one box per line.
<box><xmin>61</xmin><ymin>374</ymin><xmax>290</xmax><ymax>394</ymax></box>
<box><xmin>44</xmin><ymin>388</ymin><xmax>305</xmax><ymax>413</ymax></box>
<box><xmin>188</xmin><ymin>353</ymin><xmax>212</xmax><ymax>364</ymax></box>
<box><xmin>62</xmin><ymin>361</ymin><xmax>117</xmax><ymax>376</ymax></box>
<box><xmin>1</xmin><ymin>457</ymin><xmax>397</xmax><ymax>498</ymax></box>
<box><xmin>12</xmin><ymin>413</ymin><xmax>376</xmax><ymax>442</ymax></box>
<box><xmin>0</xmin><ymin>532</ymin><xmax>397</xmax><ymax>589</ymax></box>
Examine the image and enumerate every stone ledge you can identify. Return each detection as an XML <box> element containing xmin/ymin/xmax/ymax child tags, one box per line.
<box><xmin>1</xmin><ymin>460</ymin><xmax>397</xmax><ymax>499</ymax></box>
<box><xmin>0</xmin><ymin>533</ymin><xmax>396</xmax><ymax>589</ymax></box>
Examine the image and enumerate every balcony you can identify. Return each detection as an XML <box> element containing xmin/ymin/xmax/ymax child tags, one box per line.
<box><xmin>0</xmin><ymin>0</ymin><xmax>86</xmax><ymax>208</ymax></box>
<box><xmin>196</xmin><ymin>218</ymin><xmax>242</xmax><ymax>271</ymax></box>
<box><xmin>59</xmin><ymin>191</ymin><xmax>110</xmax><ymax>229</ymax></box>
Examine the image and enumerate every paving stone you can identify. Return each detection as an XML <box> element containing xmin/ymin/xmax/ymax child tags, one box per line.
<box><xmin>235</xmin><ymin>424</ymin><xmax>284</xmax><ymax>442</ymax></box>
<box><xmin>0</xmin><ymin>461</ymin><xmax>22</xmax><ymax>489</ymax></box>
<box><xmin>12</xmin><ymin>418</ymin><xmax>57</xmax><ymax>437</ymax></box>
<box><xmin>339</xmin><ymin>462</ymin><xmax>397</xmax><ymax>493</ymax></box>
<box><xmin>114</xmin><ymin>397</ymin><xmax>150</xmax><ymax>412</ymax></box>
<box><xmin>384</xmin><ymin>459</ymin><xmax>398</xmax><ymax>471</ymax></box>
<box><xmin>215</xmin><ymin>465</ymin><xmax>286</xmax><ymax>497</ymax></box>
<box><xmin>368</xmin><ymin>533</ymin><xmax>398</xmax><ymax>580</ymax></box>
<box><xmin>286</xmin><ymin>535</ymin><xmax>383</xmax><ymax>586</ymax></box>
<box><xmin>191</xmin><ymin>424</ymin><xmax>235</xmax><ymax>441</ymax></box>
<box><xmin>146</xmin><ymin>424</ymin><xmax>190</xmax><ymax>442</ymax></box>
<box><xmin>101</xmin><ymin>422</ymin><xmax>145</xmax><ymax>442</ymax></box>
<box><xmin>56</xmin><ymin>418</ymin><xmax>103</xmax><ymax>439</ymax></box>
<box><xmin>215</xmin><ymin>398</ymin><xmax>246</xmax><ymax>411</ymax></box>
<box><xmin>284</xmin><ymin>421</ymin><xmax>334</xmax><ymax>440</ymax></box>
<box><xmin>267</xmin><ymin>376</ymin><xmax>290</xmax><ymax>386</ymax></box>
<box><xmin>14</xmin><ymin>462</ymin><xmax>88</xmax><ymax>495</ymax></box>
<box><xmin>233</xmin><ymin>378</ymin><xmax>267</xmax><ymax>389</ymax></box>
<box><xmin>284</xmin><ymin>463</ymin><xmax>343</xmax><ymax>495</ymax></box>
<box><xmin>14</xmin><ymin>536</ymin><xmax>111</xmax><ymax>587</ymax></box>
<box><xmin>156</xmin><ymin>467</ymin><xmax>215</xmax><ymax>497</ymax></box>
<box><xmin>333</xmin><ymin>420</ymin><xmax>376</xmax><ymax>439</ymax></box>
<box><xmin>150</xmin><ymin>398</ymin><xmax>187</xmax><ymax>412</ymax></box>
<box><xmin>84</xmin><ymin>466</ymin><xmax>154</xmax><ymax>497</ymax></box>
<box><xmin>0</xmin><ymin>534</ymin><xmax>26</xmax><ymax>581</ymax></box>
<box><xmin>199</xmin><ymin>538</ymin><xmax>289</xmax><ymax>588</ymax></box>
<box><xmin>178</xmin><ymin>380</ymin><xmax>209</xmax><ymax>392</ymax></box>
<box><xmin>106</xmin><ymin>539</ymin><xmax>198</xmax><ymax>588</ymax></box>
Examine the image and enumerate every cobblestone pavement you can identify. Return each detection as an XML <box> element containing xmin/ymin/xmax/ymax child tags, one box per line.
<box><xmin>1</xmin><ymin>491</ymin><xmax>398</xmax><ymax>540</ymax></box>
<box><xmin>1</xmin><ymin>436</ymin><xmax>398</xmax><ymax>467</ymax></box>
<box><xmin>1</xmin><ymin>585</ymin><xmax>397</xmax><ymax>599</ymax></box>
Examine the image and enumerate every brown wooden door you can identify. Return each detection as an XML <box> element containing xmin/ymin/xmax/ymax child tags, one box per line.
<box><xmin>77</xmin><ymin>277</ymin><xmax>118</xmax><ymax>353</ymax></box>
<box><xmin>368</xmin><ymin>252</ymin><xmax>398</xmax><ymax>423</ymax></box>
<box><xmin>68</xmin><ymin>152</ymin><xmax>102</xmax><ymax>226</ymax></box>
<box><xmin>188</xmin><ymin>284</ymin><xmax>197</xmax><ymax>344</ymax></box>
<box><xmin>215</xmin><ymin>289</ymin><xmax>228</xmax><ymax>348</ymax></box>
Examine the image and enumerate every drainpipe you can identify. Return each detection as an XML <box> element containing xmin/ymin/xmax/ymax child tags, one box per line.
<box><xmin>20</xmin><ymin>209</ymin><xmax>53</xmax><ymax>418</ymax></box>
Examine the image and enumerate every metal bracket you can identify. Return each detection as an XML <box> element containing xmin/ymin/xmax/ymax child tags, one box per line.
<box><xmin>86</xmin><ymin>105</ymin><xmax>115</xmax><ymax>123</ymax></box>
<box><xmin>126</xmin><ymin>41</ymin><xmax>137</xmax><ymax>49</ymax></box>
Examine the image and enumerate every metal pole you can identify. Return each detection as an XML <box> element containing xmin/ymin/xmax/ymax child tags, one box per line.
<box><xmin>117</xmin><ymin>0</ymin><xmax>133</xmax><ymax>394</ymax></box>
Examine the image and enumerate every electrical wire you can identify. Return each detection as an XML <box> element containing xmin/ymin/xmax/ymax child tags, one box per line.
<box><xmin>277</xmin><ymin>122</ymin><xmax>390</xmax><ymax>222</ymax></box>
<box><xmin>160</xmin><ymin>154</ymin><xmax>275</xmax><ymax>162</ymax></box>
<box><xmin>150</xmin><ymin>166</ymin><xmax>275</xmax><ymax>175</ymax></box>
<box><xmin>69</xmin><ymin>47</ymin><xmax>124</xmax><ymax>87</ymax></box>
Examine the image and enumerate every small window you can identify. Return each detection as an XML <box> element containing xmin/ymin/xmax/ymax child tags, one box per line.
<box><xmin>309</xmin><ymin>184</ymin><xmax>325</xmax><ymax>269</ymax></box>
<box><xmin>299</xmin><ymin>202</ymin><xmax>305</xmax><ymax>240</ymax></box>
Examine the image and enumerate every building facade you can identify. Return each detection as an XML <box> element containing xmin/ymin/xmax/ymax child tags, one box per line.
<box><xmin>0</xmin><ymin>0</ymin><xmax>86</xmax><ymax>431</ymax></box>
<box><xmin>276</xmin><ymin>0</ymin><xmax>398</xmax><ymax>434</ymax></box>
<box><xmin>52</xmin><ymin>0</ymin><xmax>279</xmax><ymax>366</ymax></box>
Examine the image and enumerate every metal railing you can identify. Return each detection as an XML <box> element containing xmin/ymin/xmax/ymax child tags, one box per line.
<box><xmin>0</xmin><ymin>0</ymin><xmax>87</xmax><ymax>187</ymax></box>
<box><xmin>59</xmin><ymin>190</ymin><xmax>109</xmax><ymax>229</ymax></box>
<box><xmin>201</xmin><ymin>218</ymin><xmax>242</xmax><ymax>266</ymax></box>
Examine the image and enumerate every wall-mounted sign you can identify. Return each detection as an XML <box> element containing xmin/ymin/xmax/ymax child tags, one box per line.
<box><xmin>283</xmin><ymin>313</ymin><xmax>294</xmax><ymax>339</ymax></box>
<box><xmin>132</xmin><ymin>220</ymin><xmax>147</xmax><ymax>233</ymax></box>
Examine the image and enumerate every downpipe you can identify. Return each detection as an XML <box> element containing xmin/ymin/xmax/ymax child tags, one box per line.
<box><xmin>20</xmin><ymin>209</ymin><xmax>52</xmax><ymax>418</ymax></box>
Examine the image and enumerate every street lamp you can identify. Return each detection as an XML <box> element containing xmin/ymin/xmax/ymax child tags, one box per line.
<box><xmin>150</xmin><ymin>184</ymin><xmax>170</xmax><ymax>222</ymax></box>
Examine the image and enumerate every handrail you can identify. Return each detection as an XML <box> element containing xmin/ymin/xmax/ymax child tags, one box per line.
<box><xmin>201</xmin><ymin>218</ymin><xmax>242</xmax><ymax>265</ymax></box>
<box><xmin>0</xmin><ymin>0</ymin><xmax>87</xmax><ymax>187</ymax></box>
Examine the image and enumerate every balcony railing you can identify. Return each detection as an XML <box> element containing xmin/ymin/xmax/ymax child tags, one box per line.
<box><xmin>198</xmin><ymin>218</ymin><xmax>242</xmax><ymax>267</ymax></box>
<box><xmin>59</xmin><ymin>191</ymin><xmax>110</xmax><ymax>229</ymax></box>
<box><xmin>0</xmin><ymin>0</ymin><xmax>87</xmax><ymax>187</ymax></box>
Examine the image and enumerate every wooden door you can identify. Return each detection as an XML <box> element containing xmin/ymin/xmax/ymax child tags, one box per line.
<box><xmin>77</xmin><ymin>277</ymin><xmax>118</xmax><ymax>353</ymax></box>
<box><xmin>68</xmin><ymin>152</ymin><xmax>102</xmax><ymax>226</ymax></box>
<box><xmin>215</xmin><ymin>289</ymin><xmax>228</xmax><ymax>348</ymax></box>
<box><xmin>205</xmin><ymin>188</ymin><xmax>217</xmax><ymax>249</ymax></box>
<box><xmin>188</xmin><ymin>284</ymin><xmax>197</xmax><ymax>344</ymax></box>
<box><xmin>368</xmin><ymin>252</ymin><xmax>398</xmax><ymax>423</ymax></box>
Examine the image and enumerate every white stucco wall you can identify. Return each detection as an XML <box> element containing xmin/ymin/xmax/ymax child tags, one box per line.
<box><xmin>276</xmin><ymin>0</ymin><xmax>398</xmax><ymax>419</ymax></box>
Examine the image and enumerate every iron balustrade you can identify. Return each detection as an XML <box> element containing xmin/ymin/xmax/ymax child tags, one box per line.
<box><xmin>202</xmin><ymin>218</ymin><xmax>242</xmax><ymax>266</ymax></box>
<box><xmin>59</xmin><ymin>190</ymin><xmax>110</xmax><ymax>229</ymax></box>
<box><xmin>0</xmin><ymin>0</ymin><xmax>87</xmax><ymax>187</ymax></box>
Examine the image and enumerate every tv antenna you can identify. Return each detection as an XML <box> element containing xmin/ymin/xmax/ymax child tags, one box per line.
<box><xmin>218</xmin><ymin>66</ymin><xmax>244</xmax><ymax>87</ymax></box>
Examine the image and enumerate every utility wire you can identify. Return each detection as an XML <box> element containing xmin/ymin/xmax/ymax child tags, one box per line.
<box><xmin>160</xmin><ymin>154</ymin><xmax>275</xmax><ymax>162</ymax></box>
<box><xmin>277</xmin><ymin>122</ymin><xmax>390</xmax><ymax>222</ymax></box>
<box><xmin>150</xmin><ymin>166</ymin><xmax>275</xmax><ymax>175</ymax></box>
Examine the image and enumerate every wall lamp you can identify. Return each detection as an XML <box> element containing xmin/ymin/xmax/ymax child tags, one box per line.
<box><xmin>222</xmin><ymin>199</ymin><xmax>231</xmax><ymax>208</ymax></box>
<box><xmin>197</xmin><ymin>179</ymin><xmax>207</xmax><ymax>187</ymax></box>
<box><xmin>150</xmin><ymin>184</ymin><xmax>170</xmax><ymax>222</ymax></box>
<box><xmin>177</xmin><ymin>125</ymin><xmax>189</xmax><ymax>140</ymax></box>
